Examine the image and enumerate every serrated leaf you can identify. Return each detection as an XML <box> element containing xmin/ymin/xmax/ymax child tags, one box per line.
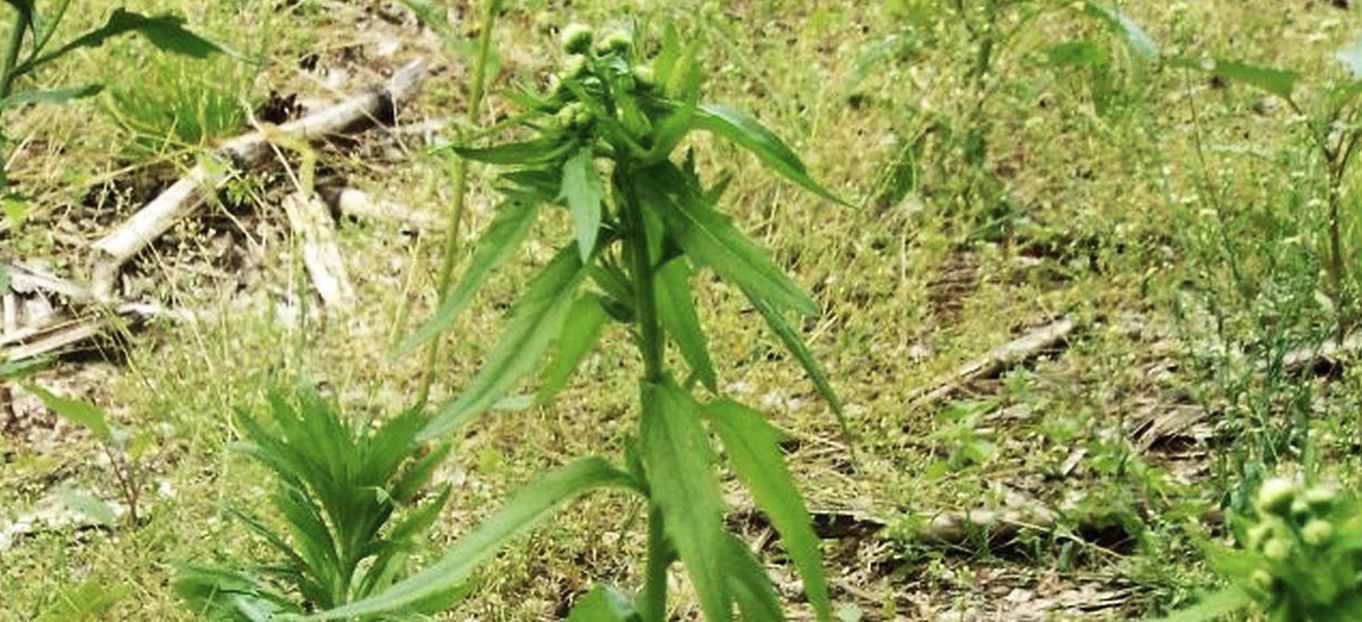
<box><xmin>306</xmin><ymin>457</ymin><xmax>638</xmax><ymax>620</ymax></box>
<box><xmin>1337</xmin><ymin>36</ymin><xmax>1362</xmax><ymax>78</ymax></box>
<box><xmin>691</xmin><ymin>104</ymin><xmax>843</xmax><ymax>204</ymax></box>
<box><xmin>655</xmin><ymin>258</ymin><xmax>716</xmax><ymax>391</ymax></box>
<box><xmin>25</xmin><ymin>384</ymin><xmax>114</xmax><ymax>442</ymax></box>
<box><xmin>705</xmin><ymin>399</ymin><xmax>831</xmax><ymax>621</ymax></box>
<box><xmin>1083</xmin><ymin>1</ymin><xmax>1159</xmax><ymax>61</ymax></box>
<box><xmin>454</xmin><ymin>137</ymin><xmax>574</xmax><ymax>165</ymax></box>
<box><xmin>420</xmin><ymin>244</ymin><xmax>588</xmax><ymax>441</ymax></box>
<box><xmin>55</xmin><ymin>488</ymin><xmax>117</xmax><ymax>526</ymax></box>
<box><xmin>535</xmin><ymin>294</ymin><xmax>609</xmax><ymax>404</ymax></box>
<box><xmin>566</xmin><ymin>585</ymin><xmax>641</xmax><ymax>621</ymax></box>
<box><xmin>721</xmin><ymin>533</ymin><xmax>787</xmax><ymax>622</ymax></box>
<box><xmin>639</xmin><ymin>163</ymin><xmax>818</xmax><ymax>317</ymax></box>
<box><xmin>0</xmin><ymin>83</ymin><xmax>102</xmax><ymax>109</ymax></box>
<box><xmin>559</xmin><ymin>146</ymin><xmax>605</xmax><ymax>261</ymax></box>
<box><xmin>1171</xmin><ymin>56</ymin><xmax>1300</xmax><ymax>100</ymax></box>
<box><xmin>640</xmin><ymin>380</ymin><xmax>730</xmax><ymax>622</ymax></box>
<box><xmin>401</xmin><ymin>198</ymin><xmax>540</xmax><ymax>354</ymax></box>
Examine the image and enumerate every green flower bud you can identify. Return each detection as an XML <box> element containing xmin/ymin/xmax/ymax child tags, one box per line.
<box><xmin>1262</xmin><ymin>536</ymin><xmax>1292</xmax><ymax>562</ymax></box>
<box><xmin>561</xmin><ymin>23</ymin><xmax>594</xmax><ymax>54</ymax></box>
<box><xmin>562</xmin><ymin>54</ymin><xmax>590</xmax><ymax>79</ymax></box>
<box><xmin>1256</xmin><ymin>477</ymin><xmax>1296</xmax><ymax>517</ymax></box>
<box><xmin>595</xmin><ymin>31</ymin><xmax>632</xmax><ymax>56</ymax></box>
<box><xmin>1291</xmin><ymin>498</ymin><xmax>1312</xmax><ymax>523</ymax></box>
<box><xmin>1246</xmin><ymin>521</ymin><xmax>1276</xmax><ymax>550</ymax></box>
<box><xmin>1305</xmin><ymin>487</ymin><xmax>1338</xmax><ymax>513</ymax></box>
<box><xmin>1251</xmin><ymin>568</ymin><xmax>1275</xmax><ymax>592</ymax></box>
<box><xmin>1302</xmin><ymin>519</ymin><xmax>1335</xmax><ymax>546</ymax></box>
<box><xmin>630</xmin><ymin>65</ymin><xmax>655</xmax><ymax>90</ymax></box>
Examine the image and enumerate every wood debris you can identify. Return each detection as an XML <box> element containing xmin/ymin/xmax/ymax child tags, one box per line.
<box><xmin>908</xmin><ymin>317</ymin><xmax>1078</xmax><ymax>407</ymax></box>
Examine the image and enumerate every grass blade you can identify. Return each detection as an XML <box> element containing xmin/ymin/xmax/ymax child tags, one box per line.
<box><xmin>655</xmin><ymin>258</ymin><xmax>717</xmax><ymax>391</ymax></box>
<box><xmin>560</xmin><ymin>146</ymin><xmax>605</xmax><ymax>262</ymax></box>
<box><xmin>641</xmin><ymin>163</ymin><xmax>818</xmax><ymax>317</ymax></box>
<box><xmin>0</xmin><ymin>83</ymin><xmax>101</xmax><ymax>109</ymax></box>
<box><xmin>535</xmin><ymin>294</ymin><xmax>609</xmax><ymax>404</ymax></box>
<box><xmin>305</xmin><ymin>457</ymin><xmax>638</xmax><ymax>620</ymax></box>
<box><xmin>421</xmin><ymin>244</ymin><xmax>588</xmax><ymax>440</ymax></box>
<box><xmin>691</xmin><ymin>104</ymin><xmax>843</xmax><ymax>204</ymax></box>
<box><xmin>640</xmin><ymin>380</ymin><xmax>730</xmax><ymax>622</ymax></box>
<box><xmin>400</xmin><ymin>198</ymin><xmax>540</xmax><ymax>354</ymax></box>
<box><xmin>705</xmin><ymin>399</ymin><xmax>832</xmax><ymax>621</ymax></box>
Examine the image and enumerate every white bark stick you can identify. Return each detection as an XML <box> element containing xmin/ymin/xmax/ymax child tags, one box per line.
<box><xmin>283</xmin><ymin>192</ymin><xmax>355</xmax><ymax>309</ymax></box>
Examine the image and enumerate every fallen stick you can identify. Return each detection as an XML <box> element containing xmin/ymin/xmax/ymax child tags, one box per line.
<box><xmin>4</xmin><ymin>262</ymin><xmax>93</xmax><ymax>302</ymax></box>
<box><xmin>319</xmin><ymin>185</ymin><xmax>443</xmax><ymax>231</ymax></box>
<box><xmin>1</xmin><ymin>303</ymin><xmax>166</xmax><ymax>362</ymax></box>
<box><xmin>89</xmin><ymin>60</ymin><xmax>429</xmax><ymax>299</ymax></box>
<box><xmin>907</xmin><ymin>317</ymin><xmax>1077</xmax><ymax>407</ymax></box>
<box><xmin>283</xmin><ymin>192</ymin><xmax>355</xmax><ymax>309</ymax></box>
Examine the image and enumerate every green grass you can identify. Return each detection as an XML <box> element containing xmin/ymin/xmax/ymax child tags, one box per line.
<box><xmin>8</xmin><ymin>0</ymin><xmax>1362</xmax><ymax>619</ymax></box>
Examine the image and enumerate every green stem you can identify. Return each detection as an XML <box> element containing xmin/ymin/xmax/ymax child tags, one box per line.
<box><xmin>640</xmin><ymin>505</ymin><xmax>670</xmax><ymax>622</ymax></box>
<box><xmin>0</xmin><ymin>7</ymin><xmax>28</xmax><ymax>99</ymax></box>
<box><xmin>414</xmin><ymin>0</ymin><xmax>499</xmax><ymax>409</ymax></box>
<box><xmin>620</xmin><ymin>169</ymin><xmax>664</xmax><ymax>381</ymax></box>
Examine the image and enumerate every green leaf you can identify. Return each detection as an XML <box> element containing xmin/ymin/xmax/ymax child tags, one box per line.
<box><xmin>1170</xmin><ymin>56</ymin><xmax>1300</xmax><ymax>100</ymax></box>
<box><xmin>655</xmin><ymin>258</ymin><xmax>717</xmax><ymax>391</ymax></box>
<box><xmin>639</xmin><ymin>163</ymin><xmax>819</xmax><ymax>317</ymax></box>
<box><xmin>55</xmin><ymin>488</ymin><xmax>117</xmax><ymax>526</ymax></box>
<box><xmin>0</xmin><ymin>357</ymin><xmax>46</xmax><ymax>380</ymax></box>
<box><xmin>1336</xmin><ymin>36</ymin><xmax>1362</xmax><ymax>78</ymax></box>
<box><xmin>400</xmin><ymin>198</ymin><xmax>540</xmax><ymax>354</ymax></box>
<box><xmin>306</xmin><ymin>457</ymin><xmax>638</xmax><ymax>620</ymax></box>
<box><xmin>559</xmin><ymin>146</ymin><xmax>605</xmax><ymax>261</ymax></box>
<box><xmin>1143</xmin><ymin>586</ymin><xmax>1251</xmax><ymax>622</ymax></box>
<box><xmin>1083</xmin><ymin>1</ymin><xmax>1159</xmax><ymax>61</ymax></box>
<box><xmin>1046</xmin><ymin>40</ymin><xmax>1107</xmax><ymax>69</ymax></box>
<box><xmin>721</xmin><ymin>533</ymin><xmax>786</xmax><ymax>622</ymax></box>
<box><xmin>566</xmin><ymin>585</ymin><xmax>641</xmax><ymax>622</ymax></box>
<box><xmin>640</xmin><ymin>380</ymin><xmax>730</xmax><ymax>622</ymax></box>
<box><xmin>691</xmin><ymin>104</ymin><xmax>843</xmax><ymax>204</ymax></box>
<box><xmin>850</xmin><ymin>33</ymin><xmax>921</xmax><ymax>90</ymax></box>
<box><xmin>454</xmin><ymin>137</ymin><xmax>574</xmax><ymax>165</ymax></box>
<box><xmin>51</xmin><ymin>9</ymin><xmax>232</xmax><ymax>65</ymax></box>
<box><xmin>0</xmin><ymin>83</ymin><xmax>102</xmax><ymax>109</ymax></box>
<box><xmin>535</xmin><ymin>294</ymin><xmax>609</xmax><ymax>404</ymax></box>
<box><xmin>745</xmin><ymin>293</ymin><xmax>847</xmax><ymax>438</ymax></box>
<box><xmin>2</xmin><ymin>196</ymin><xmax>28</xmax><ymax>226</ymax></box>
<box><xmin>705</xmin><ymin>399</ymin><xmax>832</xmax><ymax>621</ymax></box>
<box><xmin>25</xmin><ymin>384</ymin><xmax>114</xmax><ymax>443</ymax></box>
<box><xmin>420</xmin><ymin>244</ymin><xmax>588</xmax><ymax>440</ymax></box>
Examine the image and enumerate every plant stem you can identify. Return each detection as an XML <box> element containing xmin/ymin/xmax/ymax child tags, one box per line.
<box><xmin>415</xmin><ymin>0</ymin><xmax>499</xmax><ymax>409</ymax></box>
<box><xmin>620</xmin><ymin>170</ymin><xmax>664</xmax><ymax>381</ymax></box>
<box><xmin>0</xmin><ymin>7</ymin><xmax>28</xmax><ymax>100</ymax></box>
<box><xmin>640</xmin><ymin>505</ymin><xmax>669</xmax><ymax>622</ymax></box>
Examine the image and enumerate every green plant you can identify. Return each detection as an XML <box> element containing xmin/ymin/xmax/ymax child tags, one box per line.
<box><xmin>103</xmin><ymin>53</ymin><xmax>250</xmax><ymax>152</ymax></box>
<box><xmin>0</xmin><ymin>1</ymin><xmax>230</xmax><ymax>220</ymax></box>
<box><xmin>1152</xmin><ymin>477</ymin><xmax>1362</xmax><ymax>621</ymax></box>
<box><xmin>23</xmin><ymin>383</ymin><xmax>148</xmax><ymax>525</ymax></box>
<box><xmin>309</xmin><ymin>21</ymin><xmax>845</xmax><ymax>621</ymax></box>
<box><xmin>174</xmin><ymin>388</ymin><xmax>461</xmax><ymax>619</ymax></box>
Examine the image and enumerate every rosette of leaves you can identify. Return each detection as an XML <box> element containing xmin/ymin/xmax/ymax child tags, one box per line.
<box><xmin>307</xmin><ymin>23</ymin><xmax>847</xmax><ymax>622</ymax></box>
<box><xmin>174</xmin><ymin>388</ymin><xmax>460</xmax><ymax>620</ymax></box>
<box><xmin>1155</xmin><ymin>478</ymin><xmax>1362</xmax><ymax>621</ymax></box>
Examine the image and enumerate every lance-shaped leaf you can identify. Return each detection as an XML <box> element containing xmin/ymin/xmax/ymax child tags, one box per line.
<box><xmin>705</xmin><ymin>399</ymin><xmax>832</xmax><ymax>621</ymax></box>
<box><xmin>1083</xmin><ymin>1</ymin><xmax>1159</xmax><ymax>61</ymax></box>
<box><xmin>721</xmin><ymin>533</ymin><xmax>786</xmax><ymax>622</ymax></box>
<box><xmin>25</xmin><ymin>384</ymin><xmax>115</xmax><ymax>443</ymax></box>
<box><xmin>640</xmin><ymin>380</ymin><xmax>730</xmax><ymax>622</ymax></box>
<box><xmin>1170</xmin><ymin>57</ymin><xmax>1300</xmax><ymax>100</ymax></box>
<box><xmin>655</xmin><ymin>257</ymin><xmax>717</xmax><ymax>391</ymax></box>
<box><xmin>640</xmin><ymin>163</ymin><xmax>818</xmax><ymax>317</ymax></box>
<box><xmin>0</xmin><ymin>356</ymin><xmax>46</xmax><ymax>380</ymax></box>
<box><xmin>420</xmin><ymin>244</ymin><xmax>588</xmax><ymax>440</ymax></box>
<box><xmin>305</xmin><ymin>457</ymin><xmax>638</xmax><ymax>620</ymax></box>
<box><xmin>560</xmin><ymin>146</ymin><xmax>605</xmax><ymax>261</ymax></box>
<box><xmin>745</xmin><ymin>291</ymin><xmax>846</xmax><ymax>435</ymax></box>
<box><xmin>454</xmin><ymin>137</ymin><xmax>575</xmax><ymax>165</ymax></box>
<box><xmin>691</xmin><ymin>104</ymin><xmax>843</xmax><ymax>204</ymax></box>
<box><xmin>0</xmin><ymin>83</ymin><xmax>102</xmax><ymax>109</ymax></box>
<box><xmin>401</xmin><ymin>198</ymin><xmax>540</xmax><ymax>354</ymax></box>
<box><xmin>25</xmin><ymin>9</ymin><xmax>236</xmax><ymax>74</ymax></box>
<box><xmin>566</xmin><ymin>585</ymin><xmax>640</xmax><ymax>621</ymax></box>
<box><xmin>534</xmin><ymin>293</ymin><xmax>610</xmax><ymax>404</ymax></box>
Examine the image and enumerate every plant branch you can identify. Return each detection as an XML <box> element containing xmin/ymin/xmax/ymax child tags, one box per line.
<box><xmin>0</xmin><ymin>6</ymin><xmax>29</xmax><ymax>100</ymax></box>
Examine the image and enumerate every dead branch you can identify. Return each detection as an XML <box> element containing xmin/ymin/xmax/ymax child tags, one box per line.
<box><xmin>283</xmin><ymin>192</ymin><xmax>355</xmax><ymax>309</ymax></box>
<box><xmin>908</xmin><ymin>317</ymin><xmax>1078</xmax><ymax>407</ymax></box>
<box><xmin>89</xmin><ymin>60</ymin><xmax>429</xmax><ymax>300</ymax></box>
<box><xmin>319</xmin><ymin>185</ymin><xmax>442</xmax><ymax>231</ymax></box>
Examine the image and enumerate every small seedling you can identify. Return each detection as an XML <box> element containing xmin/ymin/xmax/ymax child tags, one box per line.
<box><xmin>309</xmin><ymin>21</ymin><xmax>846</xmax><ymax>622</ymax></box>
<box><xmin>174</xmin><ymin>388</ymin><xmax>460</xmax><ymax>619</ymax></box>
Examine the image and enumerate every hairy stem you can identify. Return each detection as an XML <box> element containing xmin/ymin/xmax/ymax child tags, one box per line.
<box><xmin>640</xmin><ymin>505</ymin><xmax>670</xmax><ymax>622</ymax></box>
<box><xmin>415</xmin><ymin>0</ymin><xmax>500</xmax><ymax>409</ymax></box>
<box><xmin>620</xmin><ymin>171</ymin><xmax>664</xmax><ymax>381</ymax></box>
